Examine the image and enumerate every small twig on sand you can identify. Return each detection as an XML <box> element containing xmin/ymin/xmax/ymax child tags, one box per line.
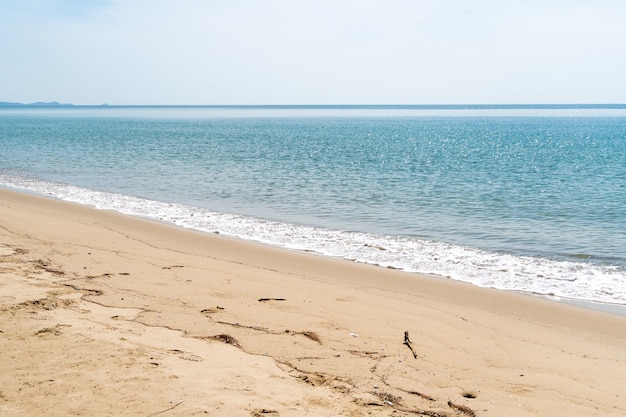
<box><xmin>298</xmin><ymin>331</ymin><xmax>322</xmax><ymax>344</ymax></box>
<box><xmin>404</xmin><ymin>331</ymin><xmax>418</xmax><ymax>359</ymax></box>
<box><xmin>447</xmin><ymin>400</ymin><xmax>476</xmax><ymax>417</ymax></box>
<box><xmin>207</xmin><ymin>333</ymin><xmax>241</xmax><ymax>347</ymax></box>
<box><xmin>146</xmin><ymin>400</ymin><xmax>183</xmax><ymax>417</ymax></box>
<box><xmin>216</xmin><ymin>320</ymin><xmax>268</xmax><ymax>331</ymax></box>
<box><xmin>407</xmin><ymin>390</ymin><xmax>436</xmax><ymax>401</ymax></box>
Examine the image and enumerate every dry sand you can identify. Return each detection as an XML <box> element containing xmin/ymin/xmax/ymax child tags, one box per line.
<box><xmin>1</xmin><ymin>187</ymin><xmax>625</xmax><ymax>416</ymax></box>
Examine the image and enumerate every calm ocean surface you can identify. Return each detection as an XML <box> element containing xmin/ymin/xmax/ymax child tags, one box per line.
<box><xmin>1</xmin><ymin>105</ymin><xmax>625</xmax><ymax>305</ymax></box>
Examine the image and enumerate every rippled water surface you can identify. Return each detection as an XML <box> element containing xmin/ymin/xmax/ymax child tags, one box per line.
<box><xmin>1</xmin><ymin>105</ymin><xmax>625</xmax><ymax>304</ymax></box>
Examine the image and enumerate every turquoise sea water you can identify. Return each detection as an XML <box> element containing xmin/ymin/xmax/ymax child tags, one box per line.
<box><xmin>1</xmin><ymin>105</ymin><xmax>625</xmax><ymax>305</ymax></box>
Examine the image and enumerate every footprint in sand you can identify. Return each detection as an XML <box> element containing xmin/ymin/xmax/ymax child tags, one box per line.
<box><xmin>0</xmin><ymin>245</ymin><xmax>16</xmax><ymax>256</ymax></box>
<box><xmin>167</xmin><ymin>349</ymin><xmax>204</xmax><ymax>362</ymax></box>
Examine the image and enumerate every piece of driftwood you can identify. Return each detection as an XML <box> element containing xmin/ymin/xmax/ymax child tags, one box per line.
<box><xmin>298</xmin><ymin>331</ymin><xmax>322</xmax><ymax>344</ymax></box>
<box><xmin>207</xmin><ymin>333</ymin><xmax>241</xmax><ymax>347</ymax></box>
<box><xmin>447</xmin><ymin>400</ymin><xmax>476</xmax><ymax>417</ymax></box>
<box><xmin>404</xmin><ymin>331</ymin><xmax>418</xmax><ymax>359</ymax></box>
<box><xmin>407</xmin><ymin>390</ymin><xmax>436</xmax><ymax>401</ymax></box>
<box><xmin>215</xmin><ymin>320</ymin><xmax>267</xmax><ymax>331</ymax></box>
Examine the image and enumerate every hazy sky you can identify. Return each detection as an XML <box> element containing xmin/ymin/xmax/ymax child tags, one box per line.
<box><xmin>2</xmin><ymin>0</ymin><xmax>625</xmax><ymax>105</ymax></box>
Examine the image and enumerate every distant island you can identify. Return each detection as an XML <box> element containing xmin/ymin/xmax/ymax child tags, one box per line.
<box><xmin>0</xmin><ymin>101</ymin><xmax>75</xmax><ymax>107</ymax></box>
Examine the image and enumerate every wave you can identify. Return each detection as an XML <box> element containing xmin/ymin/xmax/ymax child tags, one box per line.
<box><xmin>2</xmin><ymin>174</ymin><xmax>625</xmax><ymax>306</ymax></box>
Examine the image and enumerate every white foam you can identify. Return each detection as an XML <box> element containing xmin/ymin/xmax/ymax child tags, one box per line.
<box><xmin>2</xmin><ymin>175</ymin><xmax>625</xmax><ymax>306</ymax></box>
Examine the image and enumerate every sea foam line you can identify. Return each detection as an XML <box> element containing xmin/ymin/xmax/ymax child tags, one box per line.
<box><xmin>2</xmin><ymin>175</ymin><xmax>625</xmax><ymax>306</ymax></box>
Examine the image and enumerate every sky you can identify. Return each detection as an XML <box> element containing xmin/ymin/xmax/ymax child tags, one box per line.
<box><xmin>1</xmin><ymin>0</ymin><xmax>625</xmax><ymax>105</ymax></box>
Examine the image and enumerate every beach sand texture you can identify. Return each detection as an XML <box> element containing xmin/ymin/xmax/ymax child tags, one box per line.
<box><xmin>1</xmin><ymin>187</ymin><xmax>625</xmax><ymax>416</ymax></box>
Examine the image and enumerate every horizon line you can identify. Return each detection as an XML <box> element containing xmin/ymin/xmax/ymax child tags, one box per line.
<box><xmin>2</xmin><ymin>102</ymin><xmax>626</xmax><ymax>109</ymax></box>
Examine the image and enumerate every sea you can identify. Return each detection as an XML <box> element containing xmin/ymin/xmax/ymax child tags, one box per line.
<box><xmin>1</xmin><ymin>104</ymin><xmax>625</xmax><ymax>307</ymax></box>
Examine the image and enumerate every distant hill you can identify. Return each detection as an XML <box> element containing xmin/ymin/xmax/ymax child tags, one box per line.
<box><xmin>0</xmin><ymin>101</ymin><xmax>74</xmax><ymax>107</ymax></box>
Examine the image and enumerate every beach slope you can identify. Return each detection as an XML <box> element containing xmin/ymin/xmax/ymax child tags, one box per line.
<box><xmin>1</xmin><ymin>188</ymin><xmax>625</xmax><ymax>416</ymax></box>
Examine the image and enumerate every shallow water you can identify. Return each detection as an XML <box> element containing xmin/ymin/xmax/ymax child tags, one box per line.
<box><xmin>1</xmin><ymin>105</ymin><xmax>625</xmax><ymax>305</ymax></box>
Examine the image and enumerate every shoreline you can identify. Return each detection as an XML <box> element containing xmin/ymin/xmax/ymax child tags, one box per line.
<box><xmin>2</xmin><ymin>187</ymin><xmax>626</xmax><ymax>416</ymax></box>
<box><xmin>4</xmin><ymin>183</ymin><xmax>626</xmax><ymax>317</ymax></box>
<box><xmin>549</xmin><ymin>296</ymin><xmax>626</xmax><ymax>317</ymax></box>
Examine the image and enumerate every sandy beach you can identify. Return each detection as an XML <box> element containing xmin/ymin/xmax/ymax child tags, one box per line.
<box><xmin>1</xmin><ymin>187</ymin><xmax>625</xmax><ymax>417</ymax></box>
